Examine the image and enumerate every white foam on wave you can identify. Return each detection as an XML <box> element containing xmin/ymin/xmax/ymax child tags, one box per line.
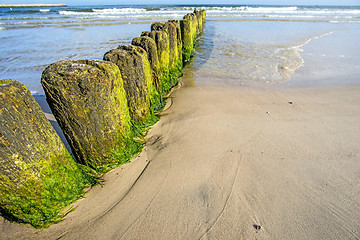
<box><xmin>206</xmin><ymin>6</ymin><xmax>298</xmax><ymax>13</ymax></box>
<box><xmin>59</xmin><ymin>11</ymin><xmax>83</xmax><ymax>15</ymax></box>
<box><xmin>205</xmin><ymin>6</ymin><xmax>360</xmax><ymax>16</ymax></box>
<box><xmin>39</xmin><ymin>9</ymin><xmax>50</xmax><ymax>12</ymax></box>
<box><xmin>330</xmin><ymin>20</ymin><xmax>360</xmax><ymax>23</ymax></box>
<box><xmin>301</xmin><ymin>8</ymin><xmax>360</xmax><ymax>15</ymax></box>
<box><xmin>60</xmin><ymin>8</ymin><xmax>146</xmax><ymax>16</ymax></box>
<box><xmin>198</xmin><ymin>30</ymin><xmax>336</xmax><ymax>84</ymax></box>
<box><xmin>280</xmin><ymin>31</ymin><xmax>335</xmax><ymax>73</ymax></box>
<box><xmin>59</xmin><ymin>8</ymin><xmax>188</xmax><ymax>21</ymax></box>
<box><xmin>244</xmin><ymin>6</ymin><xmax>298</xmax><ymax>13</ymax></box>
<box><xmin>206</xmin><ymin>6</ymin><xmax>360</xmax><ymax>23</ymax></box>
<box><xmin>93</xmin><ymin>8</ymin><xmax>145</xmax><ymax>14</ymax></box>
<box><xmin>295</xmin><ymin>31</ymin><xmax>334</xmax><ymax>49</ymax></box>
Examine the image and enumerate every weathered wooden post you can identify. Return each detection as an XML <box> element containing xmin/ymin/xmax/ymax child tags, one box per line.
<box><xmin>141</xmin><ymin>30</ymin><xmax>171</xmax><ymax>94</ymax></box>
<box><xmin>41</xmin><ymin>60</ymin><xmax>131</xmax><ymax>171</ymax></box>
<box><xmin>0</xmin><ymin>79</ymin><xmax>90</xmax><ymax>228</ymax></box>
<box><xmin>104</xmin><ymin>45</ymin><xmax>162</xmax><ymax>119</ymax></box>
<box><xmin>168</xmin><ymin>20</ymin><xmax>183</xmax><ymax>67</ymax></box>
<box><xmin>151</xmin><ymin>21</ymin><xmax>183</xmax><ymax>87</ymax></box>
<box><xmin>132</xmin><ymin>36</ymin><xmax>161</xmax><ymax>92</ymax></box>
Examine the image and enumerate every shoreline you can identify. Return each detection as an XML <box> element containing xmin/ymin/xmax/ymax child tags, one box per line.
<box><xmin>0</xmin><ymin>4</ymin><xmax>66</xmax><ymax>8</ymax></box>
<box><xmin>2</xmin><ymin>79</ymin><xmax>360</xmax><ymax>239</ymax></box>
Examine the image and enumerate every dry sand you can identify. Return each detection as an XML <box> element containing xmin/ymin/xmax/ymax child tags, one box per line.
<box><xmin>1</xmin><ymin>79</ymin><xmax>360</xmax><ymax>239</ymax></box>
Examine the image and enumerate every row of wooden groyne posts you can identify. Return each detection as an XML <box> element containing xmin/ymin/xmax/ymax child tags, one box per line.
<box><xmin>0</xmin><ymin>10</ymin><xmax>206</xmax><ymax>228</ymax></box>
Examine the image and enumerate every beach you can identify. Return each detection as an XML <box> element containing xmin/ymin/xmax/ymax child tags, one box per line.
<box><xmin>1</xmin><ymin>5</ymin><xmax>360</xmax><ymax>239</ymax></box>
<box><xmin>2</xmin><ymin>77</ymin><xmax>360</xmax><ymax>239</ymax></box>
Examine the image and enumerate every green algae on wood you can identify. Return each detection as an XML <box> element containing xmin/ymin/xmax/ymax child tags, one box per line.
<box><xmin>141</xmin><ymin>30</ymin><xmax>171</xmax><ymax>94</ymax></box>
<box><xmin>180</xmin><ymin>18</ymin><xmax>195</xmax><ymax>63</ymax></box>
<box><xmin>189</xmin><ymin>12</ymin><xmax>199</xmax><ymax>40</ymax></box>
<box><xmin>201</xmin><ymin>10</ymin><xmax>207</xmax><ymax>27</ymax></box>
<box><xmin>181</xmin><ymin>11</ymin><xmax>206</xmax><ymax>63</ymax></box>
<box><xmin>151</xmin><ymin>21</ymin><xmax>183</xmax><ymax>87</ymax></box>
<box><xmin>194</xmin><ymin>9</ymin><xmax>206</xmax><ymax>34</ymax></box>
<box><xmin>41</xmin><ymin>60</ymin><xmax>131</xmax><ymax>170</ymax></box>
<box><xmin>103</xmin><ymin>45</ymin><xmax>159</xmax><ymax>121</ymax></box>
<box><xmin>134</xmin><ymin>46</ymin><xmax>164</xmax><ymax>112</ymax></box>
<box><xmin>168</xmin><ymin>20</ymin><xmax>183</xmax><ymax>68</ymax></box>
<box><xmin>0</xmin><ymin>79</ymin><xmax>92</xmax><ymax>228</ymax></box>
<box><xmin>131</xmin><ymin>36</ymin><xmax>161</xmax><ymax>92</ymax></box>
<box><xmin>201</xmin><ymin>10</ymin><xmax>207</xmax><ymax>30</ymax></box>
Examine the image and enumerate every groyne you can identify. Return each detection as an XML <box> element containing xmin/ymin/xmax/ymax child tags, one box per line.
<box><xmin>0</xmin><ymin>10</ymin><xmax>206</xmax><ymax>228</ymax></box>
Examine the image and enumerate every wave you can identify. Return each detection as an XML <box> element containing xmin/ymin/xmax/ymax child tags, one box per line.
<box><xmin>59</xmin><ymin>8</ymin><xmax>147</xmax><ymax>16</ymax></box>
<box><xmin>206</xmin><ymin>6</ymin><xmax>298</xmax><ymax>13</ymax></box>
<box><xmin>78</xmin><ymin>8</ymin><xmax>95</xmax><ymax>12</ymax></box>
<box><xmin>204</xmin><ymin>6</ymin><xmax>360</xmax><ymax>17</ymax></box>
<box><xmin>93</xmin><ymin>8</ymin><xmax>146</xmax><ymax>14</ymax></box>
<box><xmin>57</xmin><ymin>6</ymin><xmax>296</xmax><ymax>16</ymax></box>
<box><xmin>3</xmin><ymin>5</ymin><xmax>360</xmax><ymax>30</ymax></box>
<box><xmin>146</xmin><ymin>8</ymin><xmax>161</xmax><ymax>11</ymax></box>
<box><xmin>295</xmin><ymin>31</ymin><xmax>334</xmax><ymax>49</ymax></box>
<box><xmin>300</xmin><ymin>8</ymin><xmax>360</xmax><ymax>15</ymax></box>
<box><xmin>59</xmin><ymin>10</ymin><xmax>90</xmax><ymax>15</ymax></box>
<box><xmin>9</xmin><ymin>10</ymin><xmax>38</xmax><ymax>14</ymax></box>
<box><xmin>57</xmin><ymin>6</ymin><xmax>360</xmax><ymax>21</ymax></box>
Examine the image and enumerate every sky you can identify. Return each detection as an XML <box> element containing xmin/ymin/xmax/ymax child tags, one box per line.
<box><xmin>2</xmin><ymin>0</ymin><xmax>360</xmax><ymax>6</ymax></box>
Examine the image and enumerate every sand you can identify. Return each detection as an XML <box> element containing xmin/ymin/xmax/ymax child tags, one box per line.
<box><xmin>1</xmin><ymin>78</ymin><xmax>360</xmax><ymax>239</ymax></box>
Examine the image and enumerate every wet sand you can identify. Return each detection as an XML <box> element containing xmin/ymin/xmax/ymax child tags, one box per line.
<box><xmin>1</xmin><ymin>80</ymin><xmax>360</xmax><ymax>239</ymax></box>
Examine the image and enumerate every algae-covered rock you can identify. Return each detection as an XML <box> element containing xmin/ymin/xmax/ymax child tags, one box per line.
<box><xmin>131</xmin><ymin>36</ymin><xmax>160</xmax><ymax>91</ymax></box>
<box><xmin>0</xmin><ymin>79</ymin><xmax>90</xmax><ymax>228</ymax></box>
<box><xmin>104</xmin><ymin>45</ymin><xmax>159</xmax><ymax>120</ymax></box>
<box><xmin>41</xmin><ymin>60</ymin><xmax>131</xmax><ymax>168</ymax></box>
<box><xmin>141</xmin><ymin>30</ymin><xmax>171</xmax><ymax>94</ymax></box>
<box><xmin>151</xmin><ymin>22</ymin><xmax>182</xmax><ymax>86</ymax></box>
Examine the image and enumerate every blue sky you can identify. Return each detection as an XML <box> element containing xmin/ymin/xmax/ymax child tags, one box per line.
<box><xmin>2</xmin><ymin>0</ymin><xmax>360</xmax><ymax>6</ymax></box>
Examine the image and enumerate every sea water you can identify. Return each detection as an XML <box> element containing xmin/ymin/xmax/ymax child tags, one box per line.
<box><xmin>0</xmin><ymin>5</ymin><xmax>359</xmax><ymax>93</ymax></box>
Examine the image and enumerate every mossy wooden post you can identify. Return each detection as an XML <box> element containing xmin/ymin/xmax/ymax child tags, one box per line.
<box><xmin>104</xmin><ymin>45</ymin><xmax>161</xmax><ymax>119</ymax></box>
<box><xmin>169</xmin><ymin>20</ymin><xmax>183</xmax><ymax>67</ymax></box>
<box><xmin>41</xmin><ymin>60</ymin><xmax>131</xmax><ymax>171</ymax></box>
<box><xmin>151</xmin><ymin>21</ymin><xmax>182</xmax><ymax>86</ymax></box>
<box><xmin>141</xmin><ymin>30</ymin><xmax>171</xmax><ymax>94</ymax></box>
<box><xmin>0</xmin><ymin>79</ymin><xmax>90</xmax><ymax>228</ymax></box>
<box><xmin>194</xmin><ymin>9</ymin><xmax>204</xmax><ymax>34</ymax></box>
<box><xmin>181</xmin><ymin>16</ymin><xmax>194</xmax><ymax>63</ymax></box>
<box><xmin>131</xmin><ymin>36</ymin><xmax>161</xmax><ymax>92</ymax></box>
<box><xmin>189</xmin><ymin>12</ymin><xmax>199</xmax><ymax>40</ymax></box>
<box><xmin>201</xmin><ymin>10</ymin><xmax>207</xmax><ymax>30</ymax></box>
<box><xmin>135</xmin><ymin>46</ymin><xmax>163</xmax><ymax>111</ymax></box>
<box><xmin>181</xmin><ymin>12</ymin><xmax>205</xmax><ymax>63</ymax></box>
